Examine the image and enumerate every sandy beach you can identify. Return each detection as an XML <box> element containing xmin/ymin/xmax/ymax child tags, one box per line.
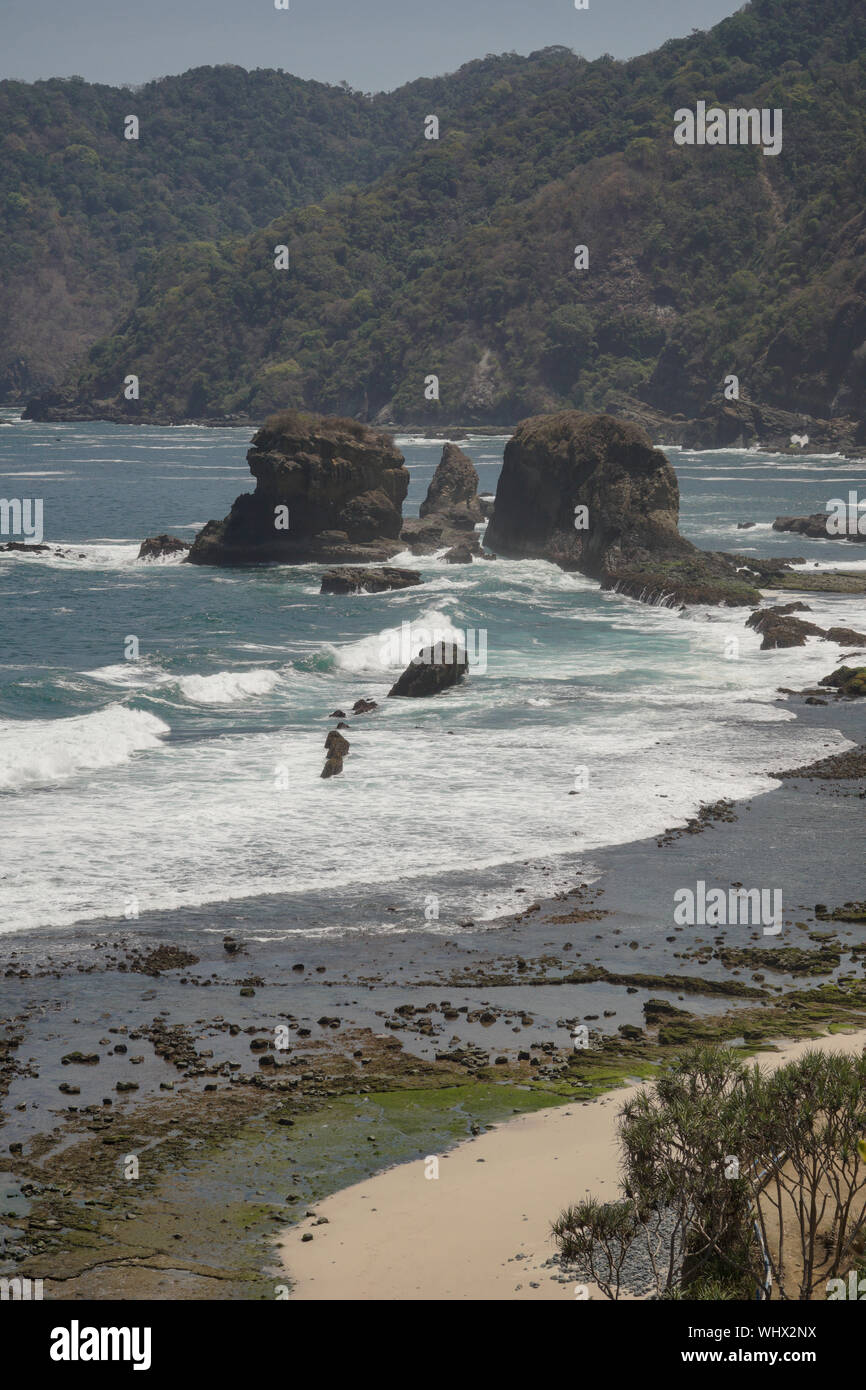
<box><xmin>280</xmin><ymin>1027</ymin><xmax>866</xmax><ymax>1300</ymax></box>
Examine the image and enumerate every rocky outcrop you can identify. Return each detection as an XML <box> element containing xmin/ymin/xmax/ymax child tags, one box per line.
<box><xmin>444</xmin><ymin>542</ymin><xmax>479</xmax><ymax>564</ymax></box>
<box><xmin>387</xmin><ymin>645</ymin><xmax>467</xmax><ymax>698</ymax></box>
<box><xmin>401</xmin><ymin>442</ymin><xmax>485</xmax><ymax>555</ymax></box>
<box><xmin>138</xmin><ymin>534</ymin><xmax>191</xmax><ymax>560</ymax></box>
<box><xmin>485</xmin><ymin>411</ymin><xmax>760</xmax><ymax>606</ymax></box>
<box><xmin>188</xmin><ymin>412</ymin><xmax>409</xmax><ymax>566</ymax></box>
<box><xmin>319</xmin><ymin>566</ymin><xmax>420</xmax><ymax>594</ymax></box>
<box><xmin>773</xmin><ymin>512</ymin><xmax>866</xmax><ymax>542</ymax></box>
<box><xmin>746</xmin><ymin>606</ymin><xmax>825</xmax><ymax>649</ymax></box>
<box><xmin>678</xmin><ymin>399</ymin><xmax>854</xmax><ymax>454</ymax></box>
<box><xmin>819</xmin><ymin>666</ymin><xmax>866</xmax><ymax>698</ymax></box>
<box><xmin>746</xmin><ymin>605</ymin><xmax>866</xmax><ymax>651</ymax></box>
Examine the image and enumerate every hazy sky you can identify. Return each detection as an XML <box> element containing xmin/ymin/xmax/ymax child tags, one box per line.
<box><xmin>1</xmin><ymin>0</ymin><xmax>747</xmax><ymax>91</ymax></box>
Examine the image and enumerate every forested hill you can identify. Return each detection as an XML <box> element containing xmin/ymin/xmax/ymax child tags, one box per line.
<box><xmin>0</xmin><ymin>54</ymin><xmax>538</xmax><ymax>397</ymax></box>
<box><xmin>14</xmin><ymin>0</ymin><xmax>866</xmax><ymax>438</ymax></box>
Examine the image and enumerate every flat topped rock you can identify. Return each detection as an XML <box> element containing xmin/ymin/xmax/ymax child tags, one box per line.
<box><xmin>188</xmin><ymin>411</ymin><xmax>409</xmax><ymax>567</ymax></box>
<box><xmin>319</xmin><ymin>566</ymin><xmax>421</xmax><ymax>594</ymax></box>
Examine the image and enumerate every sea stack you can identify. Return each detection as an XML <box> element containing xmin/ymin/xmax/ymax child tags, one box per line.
<box><xmin>401</xmin><ymin>442</ymin><xmax>485</xmax><ymax>554</ymax></box>
<box><xmin>188</xmin><ymin>411</ymin><xmax>409</xmax><ymax>566</ymax></box>
<box><xmin>485</xmin><ymin>411</ymin><xmax>760</xmax><ymax>606</ymax></box>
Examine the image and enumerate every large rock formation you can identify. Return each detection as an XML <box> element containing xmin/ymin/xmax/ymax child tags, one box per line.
<box><xmin>401</xmin><ymin>442</ymin><xmax>485</xmax><ymax>555</ymax></box>
<box><xmin>485</xmin><ymin>411</ymin><xmax>760</xmax><ymax>605</ymax></box>
<box><xmin>188</xmin><ymin>412</ymin><xmax>409</xmax><ymax>566</ymax></box>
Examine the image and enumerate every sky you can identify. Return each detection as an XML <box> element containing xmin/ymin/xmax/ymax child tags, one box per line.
<box><xmin>1</xmin><ymin>0</ymin><xmax>747</xmax><ymax>91</ymax></box>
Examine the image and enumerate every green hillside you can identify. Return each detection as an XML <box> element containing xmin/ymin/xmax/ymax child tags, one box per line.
<box><xmin>16</xmin><ymin>0</ymin><xmax>866</xmax><ymax>430</ymax></box>
<box><xmin>0</xmin><ymin>56</ymin><xmax>536</xmax><ymax>397</ymax></box>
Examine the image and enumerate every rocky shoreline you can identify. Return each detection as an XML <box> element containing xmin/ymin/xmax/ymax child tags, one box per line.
<box><xmin>16</xmin><ymin>396</ymin><xmax>866</xmax><ymax>460</ymax></box>
<box><xmin>2</xmin><ymin>687</ymin><xmax>865</xmax><ymax>1299</ymax></box>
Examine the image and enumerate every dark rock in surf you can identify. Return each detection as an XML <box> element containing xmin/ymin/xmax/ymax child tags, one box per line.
<box><xmin>746</xmin><ymin>605</ymin><xmax>866</xmax><ymax>651</ymax></box>
<box><xmin>324</xmin><ymin>731</ymin><xmax>350</xmax><ymax>759</ymax></box>
<box><xmin>773</xmin><ymin>511</ymin><xmax>866</xmax><ymax>542</ymax></box>
<box><xmin>746</xmin><ymin>607</ymin><xmax>825</xmax><ymax>649</ymax></box>
<box><xmin>320</xmin><ymin>565</ymin><xmax>421</xmax><ymax>594</ymax></box>
<box><xmin>387</xmin><ymin>646</ymin><xmax>468</xmax><ymax>698</ymax></box>
<box><xmin>444</xmin><ymin>541</ymin><xmax>480</xmax><ymax>564</ymax></box>
<box><xmin>138</xmin><ymin>534</ymin><xmax>191</xmax><ymax>560</ymax></box>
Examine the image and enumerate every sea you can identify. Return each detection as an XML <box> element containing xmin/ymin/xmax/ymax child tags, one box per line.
<box><xmin>1</xmin><ymin>410</ymin><xmax>863</xmax><ymax>939</ymax></box>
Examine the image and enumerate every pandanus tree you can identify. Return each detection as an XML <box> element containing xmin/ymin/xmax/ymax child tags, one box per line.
<box><xmin>553</xmin><ymin>1045</ymin><xmax>866</xmax><ymax>1300</ymax></box>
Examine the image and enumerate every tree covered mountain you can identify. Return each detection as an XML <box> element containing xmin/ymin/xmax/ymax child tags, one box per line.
<box><xmin>0</xmin><ymin>56</ymin><xmax>536</xmax><ymax>397</ymax></box>
<box><xmin>14</xmin><ymin>0</ymin><xmax>866</xmax><ymax>436</ymax></box>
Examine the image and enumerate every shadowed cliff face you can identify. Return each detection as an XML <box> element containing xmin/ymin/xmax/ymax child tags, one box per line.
<box><xmin>485</xmin><ymin>411</ymin><xmax>761</xmax><ymax>606</ymax></box>
<box><xmin>188</xmin><ymin>412</ymin><xmax>409</xmax><ymax>566</ymax></box>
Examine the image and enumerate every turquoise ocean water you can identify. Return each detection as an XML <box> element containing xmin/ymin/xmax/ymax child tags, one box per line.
<box><xmin>0</xmin><ymin>411</ymin><xmax>863</xmax><ymax>936</ymax></box>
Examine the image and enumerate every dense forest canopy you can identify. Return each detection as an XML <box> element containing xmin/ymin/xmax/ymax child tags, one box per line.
<box><xmin>4</xmin><ymin>0</ymin><xmax>866</xmax><ymax>428</ymax></box>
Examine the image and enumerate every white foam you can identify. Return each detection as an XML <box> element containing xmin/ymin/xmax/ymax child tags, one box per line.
<box><xmin>0</xmin><ymin>705</ymin><xmax>169</xmax><ymax>792</ymax></box>
<box><xmin>329</xmin><ymin>607</ymin><xmax>465</xmax><ymax>676</ymax></box>
<box><xmin>177</xmin><ymin>669</ymin><xmax>281</xmax><ymax>703</ymax></box>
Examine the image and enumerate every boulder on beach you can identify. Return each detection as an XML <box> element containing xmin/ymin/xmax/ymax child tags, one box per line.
<box><xmin>188</xmin><ymin>411</ymin><xmax>409</xmax><ymax>566</ymax></box>
<box><xmin>387</xmin><ymin>644</ymin><xmax>468</xmax><ymax>698</ymax></box>
<box><xmin>485</xmin><ymin>410</ymin><xmax>760</xmax><ymax>606</ymax></box>
<box><xmin>319</xmin><ymin>565</ymin><xmax>421</xmax><ymax>594</ymax></box>
<box><xmin>138</xmin><ymin>534</ymin><xmax>191</xmax><ymax>560</ymax></box>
